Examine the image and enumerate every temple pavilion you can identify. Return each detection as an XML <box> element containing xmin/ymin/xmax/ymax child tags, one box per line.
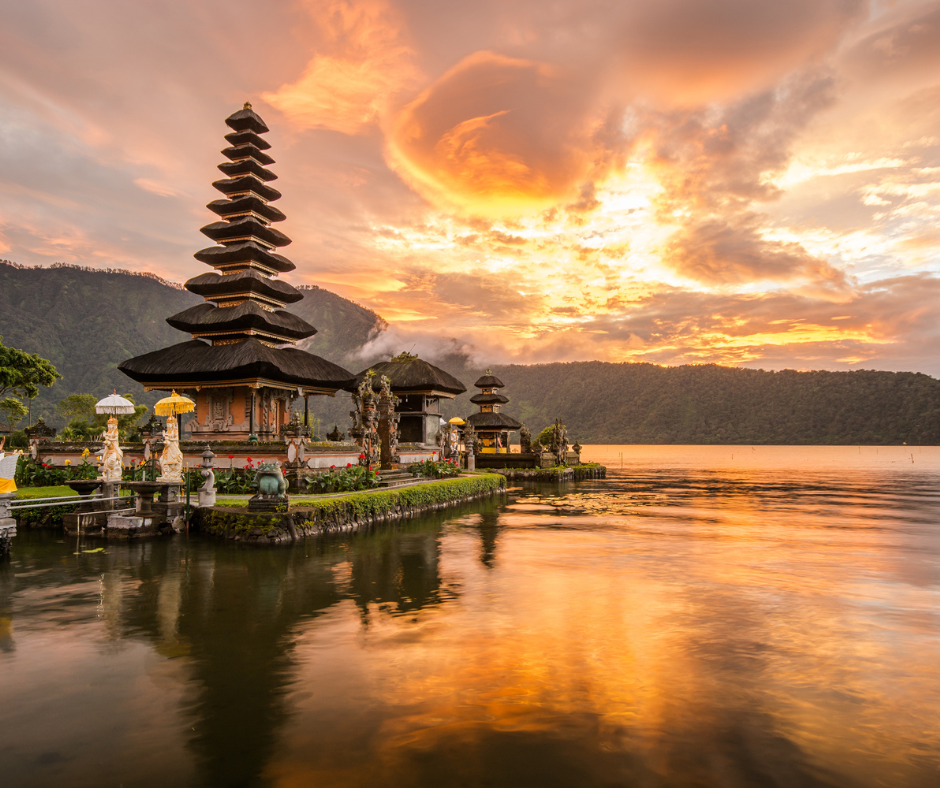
<box><xmin>349</xmin><ymin>353</ymin><xmax>466</xmax><ymax>445</ymax></box>
<box><xmin>466</xmin><ymin>370</ymin><xmax>522</xmax><ymax>452</ymax></box>
<box><xmin>120</xmin><ymin>104</ymin><xmax>354</xmax><ymax>440</ymax></box>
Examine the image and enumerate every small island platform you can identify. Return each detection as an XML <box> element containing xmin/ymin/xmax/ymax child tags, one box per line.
<box><xmin>193</xmin><ymin>473</ymin><xmax>506</xmax><ymax>545</ymax></box>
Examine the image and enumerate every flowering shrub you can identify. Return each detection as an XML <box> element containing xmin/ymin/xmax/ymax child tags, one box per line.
<box><xmin>409</xmin><ymin>458</ymin><xmax>460</xmax><ymax>479</ymax></box>
<box><xmin>305</xmin><ymin>463</ymin><xmax>379</xmax><ymax>494</ymax></box>
<box><xmin>214</xmin><ymin>458</ymin><xmax>258</xmax><ymax>494</ymax></box>
<box><xmin>15</xmin><ymin>455</ymin><xmax>98</xmax><ymax>487</ymax></box>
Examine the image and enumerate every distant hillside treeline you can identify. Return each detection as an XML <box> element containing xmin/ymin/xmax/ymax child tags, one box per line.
<box><xmin>0</xmin><ymin>261</ymin><xmax>383</xmax><ymax>424</ymax></box>
<box><xmin>484</xmin><ymin>361</ymin><xmax>940</xmax><ymax>445</ymax></box>
<box><xmin>2</xmin><ymin>261</ymin><xmax>938</xmax><ymax>444</ymax></box>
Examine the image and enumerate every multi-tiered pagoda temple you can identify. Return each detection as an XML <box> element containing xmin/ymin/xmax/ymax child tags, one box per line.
<box><xmin>466</xmin><ymin>370</ymin><xmax>521</xmax><ymax>452</ymax></box>
<box><xmin>120</xmin><ymin>104</ymin><xmax>354</xmax><ymax>440</ymax></box>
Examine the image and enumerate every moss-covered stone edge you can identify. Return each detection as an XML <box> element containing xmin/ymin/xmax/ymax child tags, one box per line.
<box><xmin>194</xmin><ymin>474</ymin><xmax>506</xmax><ymax>543</ymax></box>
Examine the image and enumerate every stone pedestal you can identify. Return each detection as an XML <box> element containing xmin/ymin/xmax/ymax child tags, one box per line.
<box><xmin>154</xmin><ymin>483</ymin><xmax>184</xmax><ymax>523</ymax></box>
<box><xmin>0</xmin><ymin>492</ymin><xmax>15</xmax><ymax>557</ymax></box>
<box><xmin>248</xmin><ymin>494</ymin><xmax>288</xmax><ymax>513</ymax></box>
<box><xmin>467</xmin><ymin>452</ymin><xmax>476</xmax><ymax>471</ymax></box>
<box><xmin>198</xmin><ymin>488</ymin><xmax>216</xmax><ymax>507</ymax></box>
<box><xmin>106</xmin><ymin>515</ymin><xmax>158</xmax><ymax>538</ymax></box>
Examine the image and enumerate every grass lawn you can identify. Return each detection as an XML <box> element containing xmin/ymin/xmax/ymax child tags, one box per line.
<box><xmin>14</xmin><ymin>485</ymin><xmax>78</xmax><ymax>499</ymax></box>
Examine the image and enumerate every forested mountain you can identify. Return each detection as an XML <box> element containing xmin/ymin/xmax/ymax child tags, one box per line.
<box><xmin>481</xmin><ymin>362</ymin><xmax>940</xmax><ymax>445</ymax></box>
<box><xmin>2</xmin><ymin>260</ymin><xmax>938</xmax><ymax>444</ymax></box>
<box><xmin>0</xmin><ymin>261</ymin><xmax>383</xmax><ymax>424</ymax></box>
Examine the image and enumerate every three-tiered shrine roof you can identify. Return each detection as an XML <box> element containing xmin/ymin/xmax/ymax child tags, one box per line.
<box><xmin>466</xmin><ymin>369</ymin><xmax>521</xmax><ymax>431</ymax></box>
<box><xmin>474</xmin><ymin>373</ymin><xmax>505</xmax><ymax>388</ymax></box>
<box><xmin>469</xmin><ymin>392</ymin><xmax>509</xmax><ymax>405</ymax></box>
<box><xmin>466</xmin><ymin>411</ymin><xmax>522</xmax><ymax>430</ymax></box>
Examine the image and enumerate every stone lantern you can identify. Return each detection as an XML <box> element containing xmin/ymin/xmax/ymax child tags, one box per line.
<box><xmin>198</xmin><ymin>445</ymin><xmax>216</xmax><ymax>507</ymax></box>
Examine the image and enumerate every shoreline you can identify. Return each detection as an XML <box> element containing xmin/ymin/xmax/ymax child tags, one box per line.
<box><xmin>194</xmin><ymin>474</ymin><xmax>507</xmax><ymax>545</ymax></box>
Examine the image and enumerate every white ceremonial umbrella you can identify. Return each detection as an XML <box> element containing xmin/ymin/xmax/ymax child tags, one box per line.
<box><xmin>95</xmin><ymin>392</ymin><xmax>136</xmax><ymax>416</ymax></box>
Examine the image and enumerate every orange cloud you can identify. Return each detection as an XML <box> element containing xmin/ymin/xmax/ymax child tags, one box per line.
<box><xmin>387</xmin><ymin>51</ymin><xmax>616</xmax><ymax>216</ymax></box>
<box><xmin>264</xmin><ymin>0</ymin><xmax>420</xmax><ymax>134</ymax></box>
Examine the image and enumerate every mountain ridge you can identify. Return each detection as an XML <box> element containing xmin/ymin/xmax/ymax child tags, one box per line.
<box><xmin>2</xmin><ymin>261</ymin><xmax>938</xmax><ymax>444</ymax></box>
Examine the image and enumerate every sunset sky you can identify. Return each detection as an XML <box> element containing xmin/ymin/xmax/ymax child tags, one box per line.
<box><xmin>2</xmin><ymin>0</ymin><xmax>939</xmax><ymax>374</ymax></box>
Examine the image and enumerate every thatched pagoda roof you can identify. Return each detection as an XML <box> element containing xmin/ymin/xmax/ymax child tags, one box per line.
<box><xmin>348</xmin><ymin>357</ymin><xmax>466</xmax><ymax>396</ymax></box>
<box><xmin>185</xmin><ymin>270</ymin><xmax>303</xmax><ymax>305</ymax></box>
<box><xmin>474</xmin><ymin>373</ymin><xmax>504</xmax><ymax>388</ymax></box>
<box><xmin>224</xmin><ymin>129</ymin><xmax>270</xmax><ymax>150</ymax></box>
<box><xmin>225</xmin><ymin>105</ymin><xmax>269</xmax><ymax>134</ymax></box>
<box><xmin>200</xmin><ymin>217</ymin><xmax>291</xmax><ymax>247</ymax></box>
<box><xmin>469</xmin><ymin>392</ymin><xmax>509</xmax><ymax>405</ymax></box>
<box><xmin>207</xmin><ymin>195</ymin><xmax>286</xmax><ymax>223</ymax></box>
<box><xmin>167</xmin><ymin>302</ymin><xmax>316</xmax><ymax>341</ymax></box>
<box><xmin>120</xmin><ymin>339</ymin><xmax>353</xmax><ymax>392</ymax></box>
<box><xmin>221</xmin><ymin>144</ymin><xmax>274</xmax><ymax>166</ymax></box>
<box><xmin>211</xmin><ymin>175</ymin><xmax>281</xmax><ymax>202</ymax></box>
<box><xmin>466</xmin><ymin>411</ymin><xmax>522</xmax><ymax>430</ymax></box>
<box><xmin>217</xmin><ymin>158</ymin><xmax>277</xmax><ymax>181</ymax></box>
<box><xmin>194</xmin><ymin>241</ymin><xmax>296</xmax><ymax>274</ymax></box>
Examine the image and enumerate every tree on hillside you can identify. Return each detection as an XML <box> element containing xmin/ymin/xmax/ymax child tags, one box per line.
<box><xmin>0</xmin><ymin>336</ymin><xmax>61</xmax><ymax>400</ymax></box>
<box><xmin>57</xmin><ymin>392</ymin><xmax>148</xmax><ymax>441</ymax></box>
<box><xmin>56</xmin><ymin>394</ymin><xmax>97</xmax><ymax>424</ymax></box>
<box><xmin>0</xmin><ymin>397</ymin><xmax>27</xmax><ymax>432</ymax></box>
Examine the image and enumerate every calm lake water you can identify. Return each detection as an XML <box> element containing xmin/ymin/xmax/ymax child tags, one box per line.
<box><xmin>1</xmin><ymin>445</ymin><xmax>939</xmax><ymax>788</ymax></box>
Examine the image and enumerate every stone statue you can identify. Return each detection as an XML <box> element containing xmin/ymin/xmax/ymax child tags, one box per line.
<box><xmin>463</xmin><ymin>423</ymin><xmax>478</xmax><ymax>456</ymax></box>
<box><xmin>254</xmin><ymin>461</ymin><xmax>287</xmax><ymax>496</ymax></box>
<box><xmin>551</xmin><ymin>418</ymin><xmax>569</xmax><ymax>465</ymax></box>
<box><xmin>158</xmin><ymin>416</ymin><xmax>184</xmax><ymax>482</ymax></box>
<box><xmin>520</xmin><ymin>423</ymin><xmax>532</xmax><ymax>454</ymax></box>
<box><xmin>99</xmin><ymin>416</ymin><xmax>124</xmax><ymax>482</ymax></box>
<box><xmin>327</xmin><ymin>424</ymin><xmax>345</xmax><ymax>441</ymax></box>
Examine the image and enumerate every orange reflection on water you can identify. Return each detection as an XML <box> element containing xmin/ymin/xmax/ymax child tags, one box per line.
<box><xmin>265</xmin><ymin>449</ymin><xmax>940</xmax><ymax>787</ymax></box>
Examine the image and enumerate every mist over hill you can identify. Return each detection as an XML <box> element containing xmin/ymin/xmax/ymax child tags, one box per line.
<box><xmin>2</xmin><ymin>260</ymin><xmax>939</xmax><ymax>445</ymax></box>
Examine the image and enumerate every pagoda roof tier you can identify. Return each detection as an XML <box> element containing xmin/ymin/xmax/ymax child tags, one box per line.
<box><xmin>185</xmin><ymin>270</ymin><xmax>303</xmax><ymax>305</ymax></box>
<box><xmin>221</xmin><ymin>144</ymin><xmax>274</xmax><ymax>166</ymax></box>
<box><xmin>167</xmin><ymin>302</ymin><xmax>316</xmax><ymax>342</ymax></box>
<box><xmin>466</xmin><ymin>411</ymin><xmax>522</xmax><ymax>430</ymax></box>
<box><xmin>207</xmin><ymin>195</ymin><xmax>286</xmax><ymax>223</ymax></box>
<box><xmin>119</xmin><ymin>339</ymin><xmax>355</xmax><ymax>393</ymax></box>
<box><xmin>194</xmin><ymin>242</ymin><xmax>296</xmax><ymax>274</ymax></box>
<box><xmin>224</xmin><ymin>129</ymin><xmax>271</xmax><ymax>150</ymax></box>
<box><xmin>347</xmin><ymin>357</ymin><xmax>467</xmax><ymax>396</ymax></box>
<box><xmin>469</xmin><ymin>392</ymin><xmax>509</xmax><ymax>405</ymax></box>
<box><xmin>225</xmin><ymin>106</ymin><xmax>269</xmax><ymax>134</ymax></box>
<box><xmin>217</xmin><ymin>159</ymin><xmax>278</xmax><ymax>181</ymax></box>
<box><xmin>200</xmin><ymin>217</ymin><xmax>292</xmax><ymax>248</ymax></box>
<box><xmin>474</xmin><ymin>373</ymin><xmax>505</xmax><ymax>388</ymax></box>
<box><xmin>212</xmin><ymin>176</ymin><xmax>281</xmax><ymax>202</ymax></box>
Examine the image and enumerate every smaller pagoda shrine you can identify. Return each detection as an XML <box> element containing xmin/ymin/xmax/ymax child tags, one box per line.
<box><xmin>348</xmin><ymin>353</ymin><xmax>466</xmax><ymax>446</ymax></box>
<box><xmin>466</xmin><ymin>370</ymin><xmax>521</xmax><ymax>453</ymax></box>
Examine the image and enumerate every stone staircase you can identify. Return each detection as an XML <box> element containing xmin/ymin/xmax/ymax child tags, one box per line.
<box><xmin>376</xmin><ymin>469</ymin><xmax>415</xmax><ymax>488</ymax></box>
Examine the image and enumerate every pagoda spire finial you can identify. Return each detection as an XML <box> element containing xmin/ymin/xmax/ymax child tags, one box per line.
<box><xmin>243</xmin><ymin>101</ymin><xmax>252</xmax><ymax>110</ymax></box>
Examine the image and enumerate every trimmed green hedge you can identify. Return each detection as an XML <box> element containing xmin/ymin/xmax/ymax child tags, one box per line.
<box><xmin>203</xmin><ymin>475</ymin><xmax>506</xmax><ymax>539</ymax></box>
<box><xmin>296</xmin><ymin>474</ymin><xmax>505</xmax><ymax>522</ymax></box>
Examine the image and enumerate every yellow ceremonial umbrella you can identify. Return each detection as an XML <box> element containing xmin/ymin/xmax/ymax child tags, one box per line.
<box><xmin>448</xmin><ymin>417</ymin><xmax>465</xmax><ymax>426</ymax></box>
<box><xmin>155</xmin><ymin>390</ymin><xmax>196</xmax><ymax>417</ymax></box>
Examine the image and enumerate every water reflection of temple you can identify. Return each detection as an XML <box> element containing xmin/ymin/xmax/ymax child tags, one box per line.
<box><xmin>94</xmin><ymin>521</ymin><xmax>450</xmax><ymax>786</ymax></box>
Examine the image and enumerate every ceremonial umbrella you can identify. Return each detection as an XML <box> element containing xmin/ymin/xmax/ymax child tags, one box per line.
<box><xmin>95</xmin><ymin>391</ymin><xmax>136</xmax><ymax>416</ymax></box>
<box><xmin>154</xmin><ymin>390</ymin><xmax>196</xmax><ymax>417</ymax></box>
<box><xmin>448</xmin><ymin>417</ymin><xmax>466</xmax><ymax>426</ymax></box>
